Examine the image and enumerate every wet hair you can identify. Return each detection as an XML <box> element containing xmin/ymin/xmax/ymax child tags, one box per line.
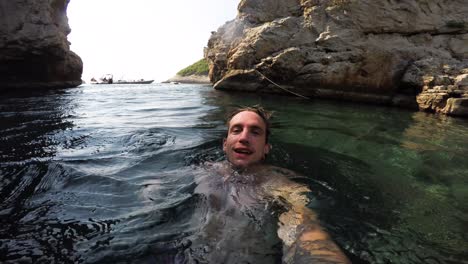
<box><xmin>225</xmin><ymin>105</ymin><xmax>273</xmax><ymax>143</ymax></box>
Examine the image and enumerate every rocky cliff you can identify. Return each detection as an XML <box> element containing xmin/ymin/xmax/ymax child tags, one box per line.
<box><xmin>0</xmin><ymin>0</ymin><xmax>82</xmax><ymax>89</ymax></box>
<box><xmin>206</xmin><ymin>0</ymin><xmax>468</xmax><ymax>117</ymax></box>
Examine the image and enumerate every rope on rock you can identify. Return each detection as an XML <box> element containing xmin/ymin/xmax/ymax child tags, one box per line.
<box><xmin>254</xmin><ymin>69</ymin><xmax>310</xmax><ymax>100</ymax></box>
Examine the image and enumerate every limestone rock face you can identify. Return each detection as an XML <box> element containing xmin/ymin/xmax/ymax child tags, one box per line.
<box><xmin>0</xmin><ymin>0</ymin><xmax>82</xmax><ymax>89</ymax></box>
<box><xmin>205</xmin><ymin>0</ymin><xmax>468</xmax><ymax>117</ymax></box>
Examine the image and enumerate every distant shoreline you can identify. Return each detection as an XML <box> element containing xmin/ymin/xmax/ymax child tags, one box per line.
<box><xmin>163</xmin><ymin>74</ymin><xmax>210</xmax><ymax>84</ymax></box>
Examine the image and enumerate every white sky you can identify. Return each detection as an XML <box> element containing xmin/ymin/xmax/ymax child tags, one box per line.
<box><xmin>67</xmin><ymin>0</ymin><xmax>238</xmax><ymax>82</ymax></box>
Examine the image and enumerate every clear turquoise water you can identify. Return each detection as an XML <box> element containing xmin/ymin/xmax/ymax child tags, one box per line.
<box><xmin>0</xmin><ymin>83</ymin><xmax>467</xmax><ymax>263</ymax></box>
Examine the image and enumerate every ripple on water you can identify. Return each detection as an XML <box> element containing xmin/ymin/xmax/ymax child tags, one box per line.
<box><xmin>1</xmin><ymin>84</ymin><xmax>468</xmax><ymax>263</ymax></box>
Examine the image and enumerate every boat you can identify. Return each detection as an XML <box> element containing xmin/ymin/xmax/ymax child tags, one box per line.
<box><xmin>90</xmin><ymin>74</ymin><xmax>153</xmax><ymax>85</ymax></box>
<box><xmin>90</xmin><ymin>74</ymin><xmax>113</xmax><ymax>84</ymax></box>
<box><xmin>115</xmin><ymin>79</ymin><xmax>154</xmax><ymax>84</ymax></box>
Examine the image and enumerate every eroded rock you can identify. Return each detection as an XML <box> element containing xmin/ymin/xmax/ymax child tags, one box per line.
<box><xmin>0</xmin><ymin>0</ymin><xmax>82</xmax><ymax>90</ymax></box>
<box><xmin>205</xmin><ymin>0</ymin><xmax>468</xmax><ymax>117</ymax></box>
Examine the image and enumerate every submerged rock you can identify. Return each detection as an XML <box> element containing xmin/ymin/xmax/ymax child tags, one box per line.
<box><xmin>0</xmin><ymin>0</ymin><xmax>82</xmax><ymax>90</ymax></box>
<box><xmin>205</xmin><ymin>0</ymin><xmax>468</xmax><ymax>117</ymax></box>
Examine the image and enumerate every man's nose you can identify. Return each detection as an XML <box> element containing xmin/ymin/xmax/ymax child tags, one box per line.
<box><xmin>239</xmin><ymin>130</ymin><xmax>250</xmax><ymax>144</ymax></box>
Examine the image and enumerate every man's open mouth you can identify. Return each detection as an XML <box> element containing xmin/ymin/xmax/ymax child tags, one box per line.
<box><xmin>234</xmin><ymin>148</ymin><xmax>252</xmax><ymax>155</ymax></box>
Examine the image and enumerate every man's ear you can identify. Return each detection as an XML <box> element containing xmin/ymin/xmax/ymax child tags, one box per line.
<box><xmin>223</xmin><ymin>138</ymin><xmax>227</xmax><ymax>152</ymax></box>
<box><xmin>264</xmin><ymin>143</ymin><xmax>271</xmax><ymax>154</ymax></box>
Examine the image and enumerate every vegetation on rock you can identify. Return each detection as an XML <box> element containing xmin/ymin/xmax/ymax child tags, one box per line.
<box><xmin>177</xmin><ymin>58</ymin><xmax>209</xmax><ymax>76</ymax></box>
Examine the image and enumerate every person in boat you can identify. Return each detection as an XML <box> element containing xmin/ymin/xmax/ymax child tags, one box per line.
<box><xmin>214</xmin><ymin>105</ymin><xmax>350</xmax><ymax>263</ymax></box>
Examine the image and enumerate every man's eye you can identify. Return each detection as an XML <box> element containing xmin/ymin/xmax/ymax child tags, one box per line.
<box><xmin>232</xmin><ymin>128</ymin><xmax>241</xmax><ymax>133</ymax></box>
<box><xmin>252</xmin><ymin>130</ymin><xmax>261</xmax><ymax>135</ymax></box>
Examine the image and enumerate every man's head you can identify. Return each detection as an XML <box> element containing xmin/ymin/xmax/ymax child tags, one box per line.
<box><xmin>223</xmin><ymin>105</ymin><xmax>272</xmax><ymax>169</ymax></box>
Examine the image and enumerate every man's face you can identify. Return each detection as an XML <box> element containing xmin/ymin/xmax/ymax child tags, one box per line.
<box><xmin>223</xmin><ymin>111</ymin><xmax>270</xmax><ymax>169</ymax></box>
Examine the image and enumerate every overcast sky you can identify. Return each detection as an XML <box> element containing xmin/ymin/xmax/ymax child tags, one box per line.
<box><xmin>67</xmin><ymin>0</ymin><xmax>238</xmax><ymax>82</ymax></box>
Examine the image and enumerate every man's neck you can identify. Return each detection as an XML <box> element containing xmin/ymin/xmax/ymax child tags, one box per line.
<box><xmin>228</xmin><ymin>161</ymin><xmax>264</xmax><ymax>173</ymax></box>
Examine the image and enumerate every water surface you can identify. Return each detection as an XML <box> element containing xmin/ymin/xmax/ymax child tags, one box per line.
<box><xmin>0</xmin><ymin>83</ymin><xmax>467</xmax><ymax>263</ymax></box>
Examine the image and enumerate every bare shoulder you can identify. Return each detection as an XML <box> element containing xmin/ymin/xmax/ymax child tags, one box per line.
<box><xmin>259</xmin><ymin>165</ymin><xmax>311</xmax><ymax>207</ymax></box>
<box><xmin>260</xmin><ymin>165</ymin><xmax>307</xmax><ymax>187</ymax></box>
<box><xmin>267</xmin><ymin>165</ymin><xmax>299</xmax><ymax>179</ymax></box>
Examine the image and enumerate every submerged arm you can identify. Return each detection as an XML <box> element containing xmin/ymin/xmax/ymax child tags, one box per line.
<box><xmin>267</xmin><ymin>172</ymin><xmax>350</xmax><ymax>264</ymax></box>
<box><xmin>278</xmin><ymin>201</ymin><xmax>350</xmax><ymax>264</ymax></box>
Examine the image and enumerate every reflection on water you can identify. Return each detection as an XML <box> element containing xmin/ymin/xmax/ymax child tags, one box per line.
<box><xmin>0</xmin><ymin>84</ymin><xmax>467</xmax><ymax>263</ymax></box>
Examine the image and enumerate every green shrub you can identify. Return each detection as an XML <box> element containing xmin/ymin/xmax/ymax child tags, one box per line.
<box><xmin>177</xmin><ymin>59</ymin><xmax>209</xmax><ymax>76</ymax></box>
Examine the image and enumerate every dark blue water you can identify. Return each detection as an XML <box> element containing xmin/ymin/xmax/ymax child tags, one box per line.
<box><xmin>1</xmin><ymin>83</ymin><xmax>467</xmax><ymax>263</ymax></box>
